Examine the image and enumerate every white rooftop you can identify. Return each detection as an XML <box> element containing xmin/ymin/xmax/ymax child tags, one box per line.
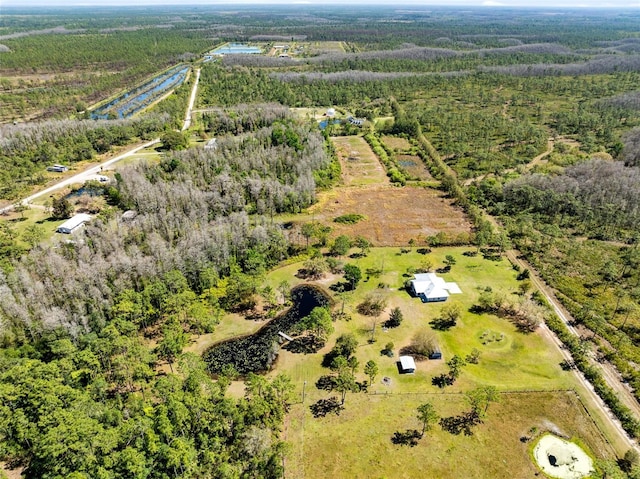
<box><xmin>410</xmin><ymin>273</ymin><xmax>461</xmax><ymax>300</ymax></box>
<box><xmin>399</xmin><ymin>356</ymin><xmax>416</xmax><ymax>372</ymax></box>
<box><xmin>56</xmin><ymin>213</ymin><xmax>92</xmax><ymax>234</ymax></box>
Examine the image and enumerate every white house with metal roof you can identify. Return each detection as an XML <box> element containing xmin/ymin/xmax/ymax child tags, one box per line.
<box><xmin>409</xmin><ymin>273</ymin><xmax>462</xmax><ymax>302</ymax></box>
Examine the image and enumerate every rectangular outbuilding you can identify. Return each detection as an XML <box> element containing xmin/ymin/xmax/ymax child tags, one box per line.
<box><xmin>56</xmin><ymin>213</ymin><xmax>92</xmax><ymax>234</ymax></box>
<box><xmin>399</xmin><ymin>355</ymin><xmax>416</xmax><ymax>374</ymax></box>
<box><xmin>429</xmin><ymin>349</ymin><xmax>442</xmax><ymax>360</ymax></box>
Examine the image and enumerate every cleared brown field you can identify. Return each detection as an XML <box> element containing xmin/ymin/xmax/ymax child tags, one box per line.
<box><xmin>398</xmin><ymin>154</ymin><xmax>434</xmax><ymax>181</ymax></box>
<box><xmin>381</xmin><ymin>135</ymin><xmax>412</xmax><ymax>151</ymax></box>
<box><xmin>310</xmin><ymin>184</ymin><xmax>471</xmax><ymax>246</ymax></box>
<box><xmin>313</xmin><ymin>135</ymin><xmax>470</xmax><ymax>246</ymax></box>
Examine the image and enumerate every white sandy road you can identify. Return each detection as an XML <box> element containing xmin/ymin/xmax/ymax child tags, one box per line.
<box><xmin>0</xmin><ymin>139</ymin><xmax>159</xmax><ymax>214</ymax></box>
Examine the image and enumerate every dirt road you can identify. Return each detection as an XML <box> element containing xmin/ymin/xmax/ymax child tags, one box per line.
<box><xmin>506</xmin><ymin>248</ymin><xmax>639</xmax><ymax>452</ymax></box>
<box><xmin>1</xmin><ymin>65</ymin><xmax>202</xmax><ymax>215</ymax></box>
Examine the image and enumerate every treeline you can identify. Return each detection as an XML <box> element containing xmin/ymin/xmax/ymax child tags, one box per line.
<box><xmin>0</xmin><ymin>29</ymin><xmax>207</xmax><ymax>72</ymax></box>
<box><xmin>480</xmin><ymin>55</ymin><xmax>640</xmax><ymax>77</ymax></box>
<box><xmin>200</xmin><ymin>103</ymin><xmax>291</xmax><ymax>136</ymax></box>
<box><xmin>0</xmin><ymin>114</ymin><xmax>168</xmax><ymax>200</ymax></box>
<box><xmin>622</xmin><ymin>128</ymin><xmax>640</xmax><ymax>167</ymax></box>
<box><xmin>503</xmin><ymin>159</ymin><xmax>640</xmax><ymax>237</ymax></box>
<box><xmin>0</xmin><ymin>335</ymin><xmax>291</xmax><ymax>478</ymax></box>
<box><xmin>476</xmin><ymin>156</ymin><xmax>640</xmax><ymax>408</ymax></box>
<box><xmin>0</xmin><ymin>28</ymin><xmax>207</xmax><ymax>121</ymax></box>
<box><xmin>546</xmin><ymin>313</ymin><xmax>640</xmax><ymax>438</ymax></box>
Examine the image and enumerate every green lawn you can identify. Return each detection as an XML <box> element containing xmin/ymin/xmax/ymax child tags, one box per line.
<box><xmin>285</xmin><ymin>390</ymin><xmax>607</xmax><ymax>479</ymax></box>
<box><xmin>232</xmin><ymin>246</ymin><xmax>616</xmax><ymax>477</ymax></box>
<box><xmin>264</xmin><ymin>247</ymin><xmax>572</xmax><ymax>394</ymax></box>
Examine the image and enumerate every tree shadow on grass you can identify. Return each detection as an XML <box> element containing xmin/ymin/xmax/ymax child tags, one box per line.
<box><xmin>429</xmin><ymin>317</ymin><xmax>456</xmax><ymax>331</ymax></box>
<box><xmin>391</xmin><ymin>429</ymin><xmax>421</xmax><ymax>447</ymax></box>
<box><xmin>432</xmin><ymin>374</ymin><xmax>453</xmax><ymax>388</ymax></box>
<box><xmin>439</xmin><ymin>412</ymin><xmax>481</xmax><ymax>436</ymax></box>
<box><xmin>310</xmin><ymin>397</ymin><xmax>344</xmax><ymax>418</ymax></box>
<box><xmin>315</xmin><ymin>375</ymin><xmax>336</xmax><ymax>391</ymax></box>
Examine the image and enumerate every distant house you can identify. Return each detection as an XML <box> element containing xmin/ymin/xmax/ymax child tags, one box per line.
<box><xmin>47</xmin><ymin>164</ymin><xmax>68</xmax><ymax>173</ymax></box>
<box><xmin>204</xmin><ymin>138</ymin><xmax>217</xmax><ymax>150</ymax></box>
<box><xmin>56</xmin><ymin>213</ymin><xmax>92</xmax><ymax>234</ymax></box>
<box><xmin>399</xmin><ymin>356</ymin><xmax>416</xmax><ymax>374</ymax></box>
<box><xmin>326</xmin><ymin>107</ymin><xmax>336</xmax><ymax>117</ymax></box>
<box><xmin>409</xmin><ymin>273</ymin><xmax>462</xmax><ymax>302</ymax></box>
<box><xmin>347</xmin><ymin>116</ymin><xmax>364</xmax><ymax>126</ymax></box>
<box><xmin>121</xmin><ymin>210</ymin><xmax>137</xmax><ymax>222</ymax></box>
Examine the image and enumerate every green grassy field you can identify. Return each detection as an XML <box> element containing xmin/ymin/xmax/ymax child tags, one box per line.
<box><xmin>229</xmin><ymin>246</ymin><xmax>618</xmax><ymax>477</ymax></box>
<box><xmin>264</xmin><ymin>247</ymin><xmax>573</xmax><ymax>393</ymax></box>
<box><xmin>285</xmin><ymin>390</ymin><xmax>608</xmax><ymax>479</ymax></box>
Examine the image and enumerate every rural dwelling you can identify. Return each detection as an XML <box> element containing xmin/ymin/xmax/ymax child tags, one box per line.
<box><xmin>56</xmin><ymin>213</ymin><xmax>92</xmax><ymax>234</ymax></box>
<box><xmin>46</xmin><ymin>164</ymin><xmax>68</xmax><ymax>173</ymax></box>
<box><xmin>399</xmin><ymin>355</ymin><xmax>416</xmax><ymax>374</ymax></box>
<box><xmin>409</xmin><ymin>273</ymin><xmax>462</xmax><ymax>302</ymax></box>
<box><xmin>204</xmin><ymin>138</ymin><xmax>217</xmax><ymax>150</ymax></box>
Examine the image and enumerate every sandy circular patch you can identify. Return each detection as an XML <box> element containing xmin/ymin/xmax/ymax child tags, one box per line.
<box><xmin>533</xmin><ymin>434</ymin><xmax>593</xmax><ymax>479</ymax></box>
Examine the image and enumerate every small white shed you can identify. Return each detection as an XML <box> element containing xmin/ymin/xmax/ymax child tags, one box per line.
<box><xmin>399</xmin><ymin>355</ymin><xmax>416</xmax><ymax>374</ymax></box>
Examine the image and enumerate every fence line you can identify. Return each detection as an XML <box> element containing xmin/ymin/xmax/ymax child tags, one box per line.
<box><xmin>366</xmin><ymin>388</ymin><xmax>574</xmax><ymax>397</ymax></box>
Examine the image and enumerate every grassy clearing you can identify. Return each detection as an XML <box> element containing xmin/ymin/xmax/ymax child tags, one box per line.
<box><xmin>267</xmin><ymin>247</ymin><xmax>572</xmax><ymax>391</ymax></box>
<box><xmin>1</xmin><ymin>205</ymin><xmax>61</xmax><ymax>248</ymax></box>
<box><xmin>207</xmin><ymin>246</ymin><xmax>619</xmax><ymax>473</ymax></box>
<box><xmin>240</xmin><ymin>246</ymin><xmax>619</xmax><ymax>477</ymax></box>
<box><xmin>397</xmin><ymin>153</ymin><xmax>435</xmax><ymax>181</ymax></box>
<box><xmin>331</xmin><ymin>136</ymin><xmax>388</xmax><ymax>187</ymax></box>
<box><xmin>381</xmin><ymin>135</ymin><xmax>411</xmax><ymax>151</ymax></box>
<box><xmin>285</xmin><ymin>390</ymin><xmax>609</xmax><ymax>479</ymax></box>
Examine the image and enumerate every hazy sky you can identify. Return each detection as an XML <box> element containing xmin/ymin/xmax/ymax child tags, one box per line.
<box><xmin>3</xmin><ymin>0</ymin><xmax>639</xmax><ymax>7</ymax></box>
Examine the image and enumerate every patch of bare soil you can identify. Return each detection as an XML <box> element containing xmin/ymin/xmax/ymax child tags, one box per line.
<box><xmin>397</xmin><ymin>154</ymin><xmax>434</xmax><ymax>181</ymax></box>
<box><xmin>311</xmin><ymin>184</ymin><xmax>471</xmax><ymax>246</ymax></box>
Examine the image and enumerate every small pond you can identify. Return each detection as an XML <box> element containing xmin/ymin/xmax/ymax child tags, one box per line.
<box><xmin>203</xmin><ymin>284</ymin><xmax>333</xmax><ymax>376</ymax></box>
<box><xmin>319</xmin><ymin>119</ymin><xmax>341</xmax><ymax>129</ymax></box>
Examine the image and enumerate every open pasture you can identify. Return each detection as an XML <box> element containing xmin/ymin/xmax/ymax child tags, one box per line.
<box><xmin>381</xmin><ymin>135</ymin><xmax>412</xmax><ymax>151</ymax></box>
<box><xmin>284</xmin><ymin>391</ymin><xmax>607</xmax><ymax>479</ymax></box>
<box><xmin>310</xmin><ymin>185</ymin><xmax>471</xmax><ymax>246</ymax></box>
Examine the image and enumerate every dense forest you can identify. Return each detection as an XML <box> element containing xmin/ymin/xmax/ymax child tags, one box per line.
<box><xmin>2</xmin><ymin>5</ymin><xmax>640</xmax><ymax>478</ymax></box>
<box><xmin>0</xmin><ymin>107</ymin><xmax>334</xmax><ymax>477</ymax></box>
